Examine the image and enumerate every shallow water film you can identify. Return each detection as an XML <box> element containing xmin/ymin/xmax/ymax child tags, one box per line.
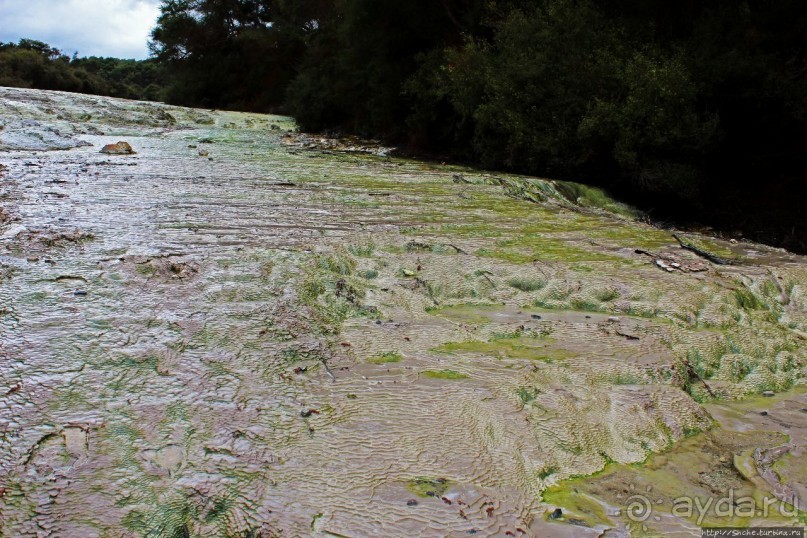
<box><xmin>1</xmin><ymin>87</ymin><xmax>806</xmax><ymax>537</ymax></box>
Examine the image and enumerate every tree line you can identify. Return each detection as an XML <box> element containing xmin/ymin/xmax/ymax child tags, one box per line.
<box><xmin>0</xmin><ymin>39</ymin><xmax>164</xmax><ymax>101</ymax></box>
<box><xmin>149</xmin><ymin>0</ymin><xmax>807</xmax><ymax>250</ymax></box>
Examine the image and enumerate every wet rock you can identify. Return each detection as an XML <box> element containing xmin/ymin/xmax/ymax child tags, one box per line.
<box><xmin>141</xmin><ymin>444</ymin><xmax>184</xmax><ymax>475</ymax></box>
<box><xmin>5</xmin><ymin>86</ymin><xmax>805</xmax><ymax>538</ymax></box>
<box><xmin>0</xmin><ymin>118</ymin><xmax>92</xmax><ymax>151</ymax></box>
<box><xmin>155</xmin><ymin>110</ymin><xmax>176</xmax><ymax>125</ymax></box>
<box><xmin>100</xmin><ymin>141</ymin><xmax>136</xmax><ymax>155</ymax></box>
<box><xmin>61</xmin><ymin>427</ymin><xmax>88</xmax><ymax>459</ymax></box>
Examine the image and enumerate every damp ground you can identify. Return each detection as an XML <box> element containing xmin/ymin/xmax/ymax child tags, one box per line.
<box><xmin>1</xmin><ymin>87</ymin><xmax>806</xmax><ymax>537</ymax></box>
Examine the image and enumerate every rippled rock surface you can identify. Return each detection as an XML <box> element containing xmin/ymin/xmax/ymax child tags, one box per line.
<box><xmin>1</xmin><ymin>87</ymin><xmax>805</xmax><ymax>537</ymax></box>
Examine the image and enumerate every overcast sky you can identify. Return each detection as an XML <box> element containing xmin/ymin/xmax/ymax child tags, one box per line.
<box><xmin>0</xmin><ymin>0</ymin><xmax>161</xmax><ymax>59</ymax></box>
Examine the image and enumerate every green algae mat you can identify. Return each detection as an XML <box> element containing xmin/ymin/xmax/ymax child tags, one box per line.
<box><xmin>1</xmin><ymin>87</ymin><xmax>806</xmax><ymax>537</ymax></box>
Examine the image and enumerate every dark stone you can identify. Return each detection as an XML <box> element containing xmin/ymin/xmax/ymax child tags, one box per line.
<box><xmin>406</xmin><ymin>499</ymin><xmax>418</xmax><ymax>506</ymax></box>
<box><xmin>531</xmin><ymin>314</ymin><xmax>542</xmax><ymax>320</ymax></box>
<box><xmin>567</xmin><ymin>518</ymin><xmax>590</xmax><ymax>527</ymax></box>
<box><xmin>550</xmin><ymin>508</ymin><xmax>563</xmax><ymax>520</ymax></box>
<box><xmin>760</xmin><ymin>411</ymin><xmax>768</xmax><ymax>416</ymax></box>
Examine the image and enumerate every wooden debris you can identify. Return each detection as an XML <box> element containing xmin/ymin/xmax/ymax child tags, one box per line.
<box><xmin>672</xmin><ymin>234</ymin><xmax>732</xmax><ymax>265</ymax></box>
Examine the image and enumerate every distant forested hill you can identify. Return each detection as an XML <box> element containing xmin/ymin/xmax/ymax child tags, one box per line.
<box><xmin>0</xmin><ymin>39</ymin><xmax>164</xmax><ymax>101</ymax></box>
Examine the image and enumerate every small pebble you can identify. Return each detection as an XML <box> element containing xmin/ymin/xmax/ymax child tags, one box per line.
<box><xmin>74</xmin><ymin>290</ymin><xmax>87</xmax><ymax>296</ymax></box>
<box><xmin>531</xmin><ymin>314</ymin><xmax>542</xmax><ymax>320</ymax></box>
<box><xmin>760</xmin><ymin>411</ymin><xmax>768</xmax><ymax>416</ymax></box>
<box><xmin>406</xmin><ymin>499</ymin><xmax>418</xmax><ymax>506</ymax></box>
<box><xmin>763</xmin><ymin>391</ymin><xmax>775</xmax><ymax>397</ymax></box>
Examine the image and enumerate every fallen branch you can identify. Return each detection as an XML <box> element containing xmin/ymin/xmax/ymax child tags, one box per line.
<box><xmin>614</xmin><ymin>328</ymin><xmax>640</xmax><ymax>341</ymax></box>
<box><xmin>672</xmin><ymin>234</ymin><xmax>732</xmax><ymax>265</ymax></box>
<box><xmin>476</xmin><ymin>270</ymin><xmax>497</xmax><ymax>289</ymax></box>
<box><xmin>683</xmin><ymin>359</ymin><xmax>716</xmax><ymax>398</ymax></box>
<box><xmin>320</xmin><ymin>357</ymin><xmax>336</xmax><ymax>382</ymax></box>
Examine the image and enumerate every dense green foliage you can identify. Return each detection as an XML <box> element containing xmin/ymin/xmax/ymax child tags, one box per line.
<box><xmin>149</xmin><ymin>0</ymin><xmax>331</xmax><ymax>110</ymax></box>
<box><xmin>0</xmin><ymin>39</ymin><xmax>164</xmax><ymax>100</ymax></box>
<box><xmin>3</xmin><ymin>1</ymin><xmax>805</xmax><ymax>249</ymax></box>
<box><xmin>147</xmin><ymin>0</ymin><xmax>806</xmax><ymax>249</ymax></box>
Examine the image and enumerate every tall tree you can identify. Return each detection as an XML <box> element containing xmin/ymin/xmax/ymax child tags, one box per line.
<box><xmin>150</xmin><ymin>0</ymin><xmax>325</xmax><ymax>110</ymax></box>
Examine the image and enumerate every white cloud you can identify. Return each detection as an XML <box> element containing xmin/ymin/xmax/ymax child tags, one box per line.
<box><xmin>0</xmin><ymin>0</ymin><xmax>161</xmax><ymax>59</ymax></box>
